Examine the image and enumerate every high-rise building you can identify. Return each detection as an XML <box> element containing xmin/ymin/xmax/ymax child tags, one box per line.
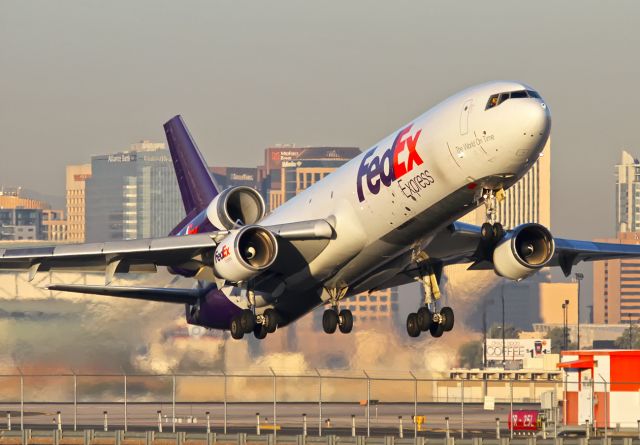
<box><xmin>85</xmin><ymin>141</ymin><xmax>184</xmax><ymax>242</ymax></box>
<box><xmin>593</xmin><ymin>232</ymin><xmax>640</xmax><ymax>324</ymax></box>
<box><xmin>209</xmin><ymin>167</ymin><xmax>260</xmax><ymax>190</ymax></box>
<box><xmin>616</xmin><ymin>150</ymin><xmax>640</xmax><ymax>233</ymax></box>
<box><xmin>65</xmin><ymin>164</ymin><xmax>91</xmax><ymax>243</ymax></box>
<box><xmin>260</xmin><ymin>146</ymin><xmax>361</xmax><ymax>211</ymax></box>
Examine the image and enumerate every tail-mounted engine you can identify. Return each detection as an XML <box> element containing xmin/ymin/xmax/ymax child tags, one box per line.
<box><xmin>206</xmin><ymin>186</ymin><xmax>266</xmax><ymax>230</ymax></box>
<box><xmin>492</xmin><ymin>223</ymin><xmax>555</xmax><ymax>281</ymax></box>
<box><xmin>213</xmin><ymin>225</ymin><xmax>278</xmax><ymax>283</ymax></box>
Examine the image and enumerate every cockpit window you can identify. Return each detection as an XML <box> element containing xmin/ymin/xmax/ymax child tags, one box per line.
<box><xmin>485</xmin><ymin>89</ymin><xmax>541</xmax><ymax>109</ymax></box>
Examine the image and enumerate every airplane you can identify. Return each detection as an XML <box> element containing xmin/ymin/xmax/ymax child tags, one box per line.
<box><xmin>2</xmin><ymin>80</ymin><xmax>638</xmax><ymax>341</ymax></box>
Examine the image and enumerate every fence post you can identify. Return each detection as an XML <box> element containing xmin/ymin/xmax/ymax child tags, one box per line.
<box><xmin>303</xmin><ymin>413</ymin><xmax>307</xmax><ymax>437</ymax></box>
<box><xmin>410</xmin><ymin>371</ymin><xmax>417</xmax><ymax>441</ymax></box>
<box><xmin>637</xmin><ymin>419</ymin><xmax>640</xmax><ymax>440</ymax></box>
<box><xmin>172</xmin><ymin>374</ymin><xmax>176</xmax><ymax>433</ymax></box>
<box><xmin>495</xmin><ymin>418</ymin><xmax>500</xmax><ymax>439</ymax></box>
<box><xmin>316</xmin><ymin>369</ymin><xmax>322</xmax><ymax>437</ymax></box>
<box><xmin>20</xmin><ymin>373</ymin><xmax>24</xmax><ymax>431</ymax></box>
<box><xmin>270</xmin><ymin>368</ymin><xmax>277</xmax><ymax>441</ymax></box>
<box><xmin>509</xmin><ymin>380</ymin><xmax>513</xmax><ymax>439</ymax></box>
<box><xmin>206</xmin><ymin>411</ymin><xmax>211</xmax><ymax>434</ymax></box>
<box><xmin>123</xmin><ymin>374</ymin><xmax>127</xmax><ymax>433</ymax></box>
<box><xmin>256</xmin><ymin>413</ymin><xmax>261</xmax><ymax>435</ymax></box>
<box><xmin>585</xmin><ymin>420</ymin><xmax>589</xmax><ymax>440</ymax></box>
<box><xmin>223</xmin><ymin>372</ymin><xmax>228</xmax><ymax>434</ymax></box>
<box><xmin>103</xmin><ymin>411</ymin><xmax>108</xmax><ymax>432</ymax></box>
<box><xmin>157</xmin><ymin>411</ymin><xmax>163</xmax><ymax>433</ymax></box>
<box><xmin>363</xmin><ymin>370</ymin><xmax>370</xmax><ymax>437</ymax></box>
<box><xmin>461</xmin><ymin>380</ymin><xmax>464</xmax><ymax>439</ymax></box>
<box><xmin>57</xmin><ymin>411</ymin><xmax>62</xmax><ymax>431</ymax></box>
<box><xmin>6</xmin><ymin>411</ymin><xmax>11</xmax><ymax>431</ymax></box>
<box><xmin>398</xmin><ymin>416</ymin><xmax>403</xmax><ymax>439</ymax></box>
<box><xmin>73</xmin><ymin>373</ymin><xmax>77</xmax><ymax>432</ymax></box>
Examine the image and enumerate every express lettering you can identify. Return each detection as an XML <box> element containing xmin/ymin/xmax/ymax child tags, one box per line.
<box><xmin>214</xmin><ymin>245</ymin><xmax>230</xmax><ymax>262</ymax></box>
<box><xmin>357</xmin><ymin>124</ymin><xmax>424</xmax><ymax>202</ymax></box>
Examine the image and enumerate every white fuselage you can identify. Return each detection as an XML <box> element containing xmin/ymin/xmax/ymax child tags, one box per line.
<box><xmin>249</xmin><ymin>81</ymin><xmax>550</xmax><ymax>306</ymax></box>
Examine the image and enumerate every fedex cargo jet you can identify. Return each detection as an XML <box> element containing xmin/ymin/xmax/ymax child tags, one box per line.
<box><xmin>1</xmin><ymin>81</ymin><xmax>635</xmax><ymax>340</ymax></box>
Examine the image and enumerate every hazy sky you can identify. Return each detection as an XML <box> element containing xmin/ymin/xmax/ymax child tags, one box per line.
<box><xmin>2</xmin><ymin>0</ymin><xmax>640</xmax><ymax>241</ymax></box>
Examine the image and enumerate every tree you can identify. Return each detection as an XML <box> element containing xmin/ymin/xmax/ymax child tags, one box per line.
<box><xmin>546</xmin><ymin>327</ymin><xmax>576</xmax><ymax>353</ymax></box>
<box><xmin>458</xmin><ymin>340</ymin><xmax>483</xmax><ymax>368</ymax></box>
<box><xmin>488</xmin><ymin>323</ymin><xmax>521</xmax><ymax>339</ymax></box>
<box><xmin>614</xmin><ymin>326</ymin><xmax>640</xmax><ymax>349</ymax></box>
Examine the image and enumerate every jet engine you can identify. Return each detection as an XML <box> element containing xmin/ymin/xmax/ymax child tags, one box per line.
<box><xmin>213</xmin><ymin>225</ymin><xmax>278</xmax><ymax>282</ymax></box>
<box><xmin>492</xmin><ymin>223</ymin><xmax>555</xmax><ymax>281</ymax></box>
<box><xmin>206</xmin><ymin>186</ymin><xmax>266</xmax><ymax>230</ymax></box>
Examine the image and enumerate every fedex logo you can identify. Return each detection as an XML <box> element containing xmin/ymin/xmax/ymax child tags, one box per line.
<box><xmin>357</xmin><ymin>124</ymin><xmax>423</xmax><ymax>202</ymax></box>
<box><xmin>214</xmin><ymin>245</ymin><xmax>231</xmax><ymax>262</ymax></box>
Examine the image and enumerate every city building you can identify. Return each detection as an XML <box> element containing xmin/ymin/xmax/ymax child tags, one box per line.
<box><xmin>593</xmin><ymin>231</ymin><xmax>640</xmax><ymax>324</ymax></box>
<box><xmin>65</xmin><ymin>164</ymin><xmax>91</xmax><ymax>243</ymax></box>
<box><xmin>42</xmin><ymin>209</ymin><xmax>67</xmax><ymax>242</ymax></box>
<box><xmin>0</xmin><ymin>208</ymin><xmax>43</xmax><ymax>240</ymax></box>
<box><xmin>0</xmin><ymin>186</ymin><xmax>50</xmax><ymax>210</ymax></box>
<box><xmin>615</xmin><ymin>150</ymin><xmax>640</xmax><ymax>233</ymax></box>
<box><xmin>209</xmin><ymin>167</ymin><xmax>259</xmax><ymax>190</ymax></box>
<box><xmin>260</xmin><ymin>146</ymin><xmax>361</xmax><ymax>211</ymax></box>
<box><xmin>85</xmin><ymin>141</ymin><xmax>184</xmax><ymax>242</ymax></box>
<box><xmin>533</xmin><ymin>323</ymin><xmax>627</xmax><ymax>349</ymax></box>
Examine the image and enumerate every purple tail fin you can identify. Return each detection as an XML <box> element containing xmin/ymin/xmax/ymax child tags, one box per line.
<box><xmin>164</xmin><ymin>115</ymin><xmax>219</xmax><ymax>216</ymax></box>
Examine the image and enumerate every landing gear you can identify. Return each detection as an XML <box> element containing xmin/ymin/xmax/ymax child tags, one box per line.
<box><xmin>230</xmin><ymin>316</ymin><xmax>244</xmax><ymax>340</ymax></box>
<box><xmin>322</xmin><ymin>288</ymin><xmax>353</xmax><ymax>334</ymax></box>
<box><xmin>253</xmin><ymin>323</ymin><xmax>268</xmax><ymax>339</ymax></box>
<box><xmin>406</xmin><ymin>259</ymin><xmax>456</xmax><ymax>338</ymax></box>
<box><xmin>480</xmin><ymin>188</ymin><xmax>505</xmax><ymax>244</ymax></box>
<box><xmin>240</xmin><ymin>309</ymin><xmax>255</xmax><ymax>333</ymax></box>
<box><xmin>263</xmin><ymin>308</ymin><xmax>279</xmax><ymax>333</ymax></box>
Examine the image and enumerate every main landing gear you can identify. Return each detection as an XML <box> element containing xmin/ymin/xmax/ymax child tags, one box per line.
<box><xmin>480</xmin><ymin>188</ymin><xmax>505</xmax><ymax>245</ymax></box>
<box><xmin>229</xmin><ymin>286</ymin><xmax>280</xmax><ymax>340</ymax></box>
<box><xmin>406</xmin><ymin>262</ymin><xmax>455</xmax><ymax>338</ymax></box>
<box><xmin>230</xmin><ymin>308</ymin><xmax>279</xmax><ymax>340</ymax></box>
<box><xmin>322</xmin><ymin>287</ymin><xmax>353</xmax><ymax>334</ymax></box>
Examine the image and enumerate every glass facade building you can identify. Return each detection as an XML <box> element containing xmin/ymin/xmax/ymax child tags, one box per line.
<box><xmin>85</xmin><ymin>142</ymin><xmax>184</xmax><ymax>242</ymax></box>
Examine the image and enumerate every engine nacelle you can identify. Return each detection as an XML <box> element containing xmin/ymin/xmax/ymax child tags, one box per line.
<box><xmin>213</xmin><ymin>225</ymin><xmax>278</xmax><ymax>283</ymax></box>
<box><xmin>206</xmin><ymin>186</ymin><xmax>266</xmax><ymax>230</ymax></box>
<box><xmin>492</xmin><ymin>224</ymin><xmax>555</xmax><ymax>281</ymax></box>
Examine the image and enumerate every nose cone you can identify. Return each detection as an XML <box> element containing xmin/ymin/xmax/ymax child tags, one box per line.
<box><xmin>503</xmin><ymin>98</ymin><xmax>551</xmax><ymax>169</ymax></box>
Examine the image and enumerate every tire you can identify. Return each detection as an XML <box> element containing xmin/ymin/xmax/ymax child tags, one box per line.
<box><xmin>429</xmin><ymin>321</ymin><xmax>445</xmax><ymax>338</ymax></box>
<box><xmin>230</xmin><ymin>316</ymin><xmax>244</xmax><ymax>340</ymax></box>
<box><xmin>253</xmin><ymin>324</ymin><xmax>268</xmax><ymax>340</ymax></box>
<box><xmin>440</xmin><ymin>306</ymin><xmax>455</xmax><ymax>331</ymax></box>
<box><xmin>322</xmin><ymin>309</ymin><xmax>338</xmax><ymax>334</ymax></box>
<box><xmin>416</xmin><ymin>307</ymin><xmax>433</xmax><ymax>331</ymax></box>
<box><xmin>481</xmin><ymin>222</ymin><xmax>494</xmax><ymax>242</ymax></box>
<box><xmin>492</xmin><ymin>222</ymin><xmax>505</xmax><ymax>241</ymax></box>
<box><xmin>338</xmin><ymin>309</ymin><xmax>353</xmax><ymax>334</ymax></box>
<box><xmin>263</xmin><ymin>308</ymin><xmax>278</xmax><ymax>333</ymax></box>
<box><xmin>406</xmin><ymin>313</ymin><xmax>420</xmax><ymax>338</ymax></box>
<box><xmin>240</xmin><ymin>309</ymin><xmax>255</xmax><ymax>333</ymax></box>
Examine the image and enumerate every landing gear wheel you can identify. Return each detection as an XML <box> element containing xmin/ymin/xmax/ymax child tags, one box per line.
<box><xmin>253</xmin><ymin>323</ymin><xmax>268</xmax><ymax>340</ymax></box>
<box><xmin>429</xmin><ymin>321</ymin><xmax>445</xmax><ymax>338</ymax></box>
<box><xmin>338</xmin><ymin>309</ymin><xmax>353</xmax><ymax>334</ymax></box>
<box><xmin>230</xmin><ymin>316</ymin><xmax>244</xmax><ymax>340</ymax></box>
<box><xmin>481</xmin><ymin>222</ymin><xmax>494</xmax><ymax>242</ymax></box>
<box><xmin>240</xmin><ymin>309</ymin><xmax>255</xmax><ymax>333</ymax></box>
<box><xmin>406</xmin><ymin>313</ymin><xmax>421</xmax><ymax>338</ymax></box>
<box><xmin>263</xmin><ymin>308</ymin><xmax>278</xmax><ymax>333</ymax></box>
<box><xmin>440</xmin><ymin>306</ymin><xmax>455</xmax><ymax>332</ymax></box>
<box><xmin>322</xmin><ymin>309</ymin><xmax>338</xmax><ymax>334</ymax></box>
<box><xmin>492</xmin><ymin>222</ymin><xmax>505</xmax><ymax>241</ymax></box>
<box><xmin>416</xmin><ymin>307</ymin><xmax>433</xmax><ymax>331</ymax></box>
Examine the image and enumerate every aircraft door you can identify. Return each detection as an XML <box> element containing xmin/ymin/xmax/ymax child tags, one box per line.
<box><xmin>459</xmin><ymin>99</ymin><xmax>473</xmax><ymax>135</ymax></box>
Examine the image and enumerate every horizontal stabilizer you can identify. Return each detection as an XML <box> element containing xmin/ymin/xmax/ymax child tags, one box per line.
<box><xmin>47</xmin><ymin>284</ymin><xmax>201</xmax><ymax>304</ymax></box>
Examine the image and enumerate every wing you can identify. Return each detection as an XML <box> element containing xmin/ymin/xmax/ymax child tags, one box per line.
<box><xmin>0</xmin><ymin>219</ymin><xmax>334</xmax><ymax>286</ymax></box>
<box><xmin>367</xmin><ymin>222</ymin><xmax>640</xmax><ymax>290</ymax></box>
